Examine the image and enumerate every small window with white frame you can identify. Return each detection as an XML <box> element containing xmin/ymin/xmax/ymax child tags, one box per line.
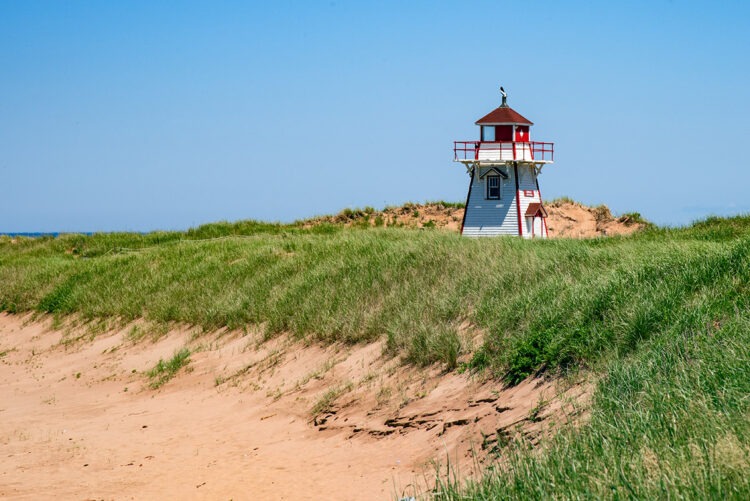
<box><xmin>481</xmin><ymin>126</ymin><xmax>495</xmax><ymax>142</ymax></box>
<box><xmin>486</xmin><ymin>175</ymin><xmax>501</xmax><ymax>199</ymax></box>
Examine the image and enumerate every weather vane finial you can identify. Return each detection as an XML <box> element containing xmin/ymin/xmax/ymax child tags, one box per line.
<box><xmin>500</xmin><ymin>86</ymin><xmax>508</xmax><ymax>107</ymax></box>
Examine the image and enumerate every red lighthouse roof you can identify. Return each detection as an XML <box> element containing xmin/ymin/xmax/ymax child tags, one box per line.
<box><xmin>475</xmin><ymin>105</ymin><xmax>533</xmax><ymax>125</ymax></box>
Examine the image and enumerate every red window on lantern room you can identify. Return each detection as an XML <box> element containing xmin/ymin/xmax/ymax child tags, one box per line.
<box><xmin>515</xmin><ymin>125</ymin><xmax>529</xmax><ymax>142</ymax></box>
<box><xmin>495</xmin><ymin>125</ymin><xmax>513</xmax><ymax>141</ymax></box>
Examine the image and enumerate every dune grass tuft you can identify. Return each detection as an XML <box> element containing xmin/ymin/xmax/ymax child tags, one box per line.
<box><xmin>147</xmin><ymin>348</ymin><xmax>191</xmax><ymax>389</ymax></box>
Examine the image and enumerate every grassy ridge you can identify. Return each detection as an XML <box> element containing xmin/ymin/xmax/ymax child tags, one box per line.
<box><xmin>1</xmin><ymin>216</ymin><xmax>750</xmax><ymax>377</ymax></box>
<box><xmin>1</xmin><ymin>214</ymin><xmax>749</xmax><ymax>497</ymax></box>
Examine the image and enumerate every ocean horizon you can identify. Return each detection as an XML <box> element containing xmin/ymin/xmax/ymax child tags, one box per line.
<box><xmin>1</xmin><ymin>232</ymin><xmax>95</xmax><ymax>238</ymax></box>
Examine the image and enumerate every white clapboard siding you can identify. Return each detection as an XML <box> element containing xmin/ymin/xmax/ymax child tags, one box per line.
<box><xmin>516</xmin><ymin>143</ymin><xmax>533</xmax><ymax>161</ymax></box>
<box><xmin>477</xmin><ymin>144</ymin><xmax>514</xmax><ymax>162</ymax></box>
<box><xmin>515</xmin><ymin>165</ymin><xmax>547</xmax><ymax>239</ymax></box>
<box><xmin>462</xmin><ymin>166</ymin><xmax>519</xmax><ymax>237</ymax></box>
<box><xmin>477</xmin><ymin>143</ymin><xmax>534</xmax><ymax>162</ymax></box>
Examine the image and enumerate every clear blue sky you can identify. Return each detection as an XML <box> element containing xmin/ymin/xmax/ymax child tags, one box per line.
<box><xmin>2</xmin><ymin>1</ymin><xmax>749</xmax><ymax>232</ymax></box>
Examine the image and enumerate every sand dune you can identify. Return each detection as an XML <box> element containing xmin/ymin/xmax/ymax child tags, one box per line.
<box><xmin>0</xmin><ymin>313</ymin><xmax>586</xmax><ymax>500</ymax></box>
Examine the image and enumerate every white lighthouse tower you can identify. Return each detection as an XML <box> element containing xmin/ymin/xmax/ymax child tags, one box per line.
<box><xmin>454</xmin><ymin>88</ymin><xmax>554</xmax><ymax>238</ymax></box>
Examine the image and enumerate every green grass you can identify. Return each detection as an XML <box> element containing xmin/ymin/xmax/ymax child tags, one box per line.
<box><xmin>619</xmin><ymin>211</ymin><xmax>650</xmax><ymax>225</ymax></box>
<box><xmin>146</xmin><ymin>348</ymin><xmax>191</xmax><ymax>389</ymax></box>
<box><xmin>419</xmin><ymin>200</ymin><xmax>466</xmax><ymax>209</ymax></box>
<box><xmin>434</xmin><ymin>315</ymin><xmax>750</xmax><ymax>499</ymax></box>
<box><xmin>1</xmin><ymin>212</ymin><xmax>749</xmax><ymax>497</ymax></box>
<box><xmin>0</xmin><ymin>215</ymin><xmax>748</xmax><ymax>376</ymax></box>
<box><xmin>546</xmin><ymin>195</ymin><xmax>580</xmax><ymax>206</ymax></box>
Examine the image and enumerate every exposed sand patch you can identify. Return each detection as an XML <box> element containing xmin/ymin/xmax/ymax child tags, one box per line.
<box><xmin>304</xmin><ymin>203</ymin><xmax>464</xmax><ymax>233</ymax></box>
<box><xmin>545</xmin><ymin>202</ymin><xmax>644</xmax><ymax>238</ymax></box>
<box><xmin>0</xmin><ymin>313</ymin><xmax>587</xmax><ymax>500</ymax></box>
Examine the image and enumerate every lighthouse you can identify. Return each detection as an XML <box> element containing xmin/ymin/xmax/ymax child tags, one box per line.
<box><xmin>454</xmin><ymin>88</ymin><xmax>554</xmax><ymax>238</ymax></box>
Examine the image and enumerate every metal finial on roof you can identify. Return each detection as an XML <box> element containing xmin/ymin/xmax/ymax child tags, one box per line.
<box><xmin>500</xmin><ymin>86</ymin><xmax>508</xmax><ymax>107</ymax></box>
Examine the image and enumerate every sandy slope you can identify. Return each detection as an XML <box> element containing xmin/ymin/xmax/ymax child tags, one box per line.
<box><xmin>0</xmin><ymin>314</ymin><xmax>586</xmax><ymax>500</ymax></box>
<box><xmin>545</xmin><ymin>203</ymin><xmax>643</xmax><ymax>238</ymax></box>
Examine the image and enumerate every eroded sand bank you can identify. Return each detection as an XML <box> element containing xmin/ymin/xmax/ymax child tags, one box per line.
<box><xmin>0</xmin><ymin>313</ymin><xmax>586</xmax><ymax>500</ymax></box>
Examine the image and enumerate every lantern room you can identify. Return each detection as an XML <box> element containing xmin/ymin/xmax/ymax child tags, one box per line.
<box><xmin>454</xmin><ymin>91</ymin><xmax>554</xmax><ymax>165</ymax></box>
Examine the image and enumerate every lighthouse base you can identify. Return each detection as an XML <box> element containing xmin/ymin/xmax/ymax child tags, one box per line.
<box><xmin>460</xmin><ymin>163</ymin><xmax>548</xmax><ymax>238</ymax></box>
